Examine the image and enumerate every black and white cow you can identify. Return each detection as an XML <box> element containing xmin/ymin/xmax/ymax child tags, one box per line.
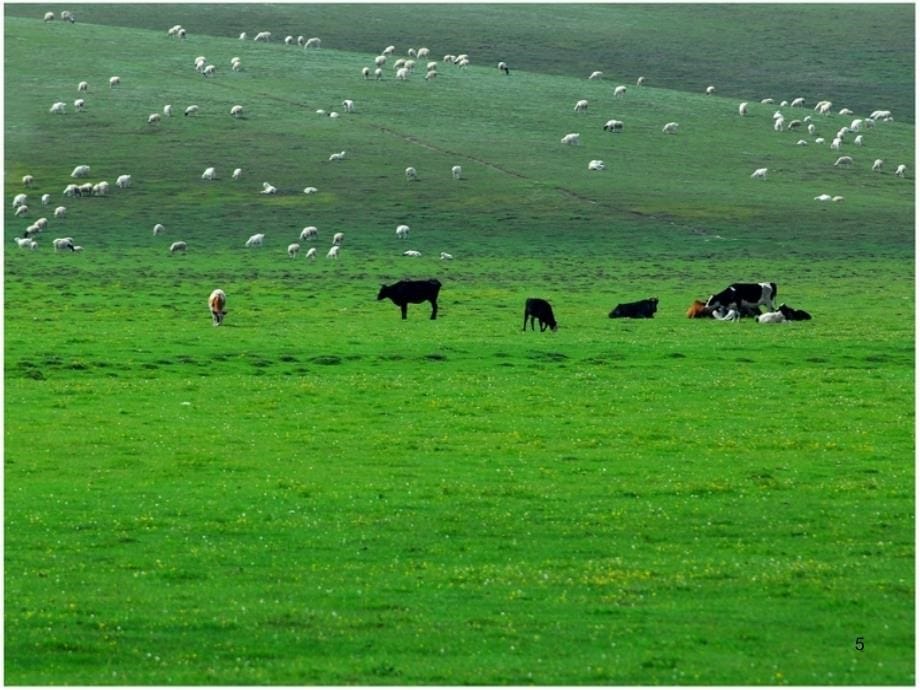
<box><xmin>609</xmin><ymin>297</ymin><xmax>658</xmax><ymax>318</ymax></box>
<box><xmin>523</xmin><ymin>298</ymin><xmax>558</xmax><ymax>332</ymax></box>
<box><xmin>706</xmin><ymin>282</ymin><xmax>777</xmax><ymax>312</ymax></box>
<box><xmin>778</xmin><ymin>303</ymin><xmax>812</xmax><ymax>321</ymax></box>
<box><xmin>377</xmin><ymin>279</ymin><xmax>441</xmax><ymax>320</ymax></box>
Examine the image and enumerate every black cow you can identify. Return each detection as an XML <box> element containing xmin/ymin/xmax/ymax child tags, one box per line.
<box><xmin>609</xmin><ymin>297</ymin><xmax>658</xmax><ymax>319</ymax></box>
<box><xmin>778</xmin><ymin>303</ymin><xmax>812</xmax><ymax>321</ymax></box>
<box><xmin>706</xmin><ymin>282</ymin><xmax>777</xmax><ymax>312</ymax></box>
<box><xmin>523</xmin><ymin>298</ymin><xmax>558</xmax><ymax>332</ymax></box>
<box><xmin>377</xmin><ymin>279</ymin><xmax>441</xmax><ymax>320</ymax></box>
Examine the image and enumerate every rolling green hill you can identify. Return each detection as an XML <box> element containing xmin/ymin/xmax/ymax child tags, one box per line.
<box><xmin>4</xmin><ymin>5</ymin><xmax>915</xmax><ymax>686</ymax></box>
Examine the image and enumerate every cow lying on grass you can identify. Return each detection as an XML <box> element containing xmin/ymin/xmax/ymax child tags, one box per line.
<box><xmin>609</xmin><ymin>297</ymin><xmax>658</xmax><ymax>318</ymax></box>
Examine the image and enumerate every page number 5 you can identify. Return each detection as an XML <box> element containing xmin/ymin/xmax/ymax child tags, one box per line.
<box><xmin>855</xmin><ymin>636</ymin><xmax>865</xmax><ymax>651</ymax></box>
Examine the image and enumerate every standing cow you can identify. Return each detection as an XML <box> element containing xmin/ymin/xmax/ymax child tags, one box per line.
<box><xmin>208</xmin><ymin>288</ymin><xmax>227</xmax><ymax>326</ymax></box>
<box><xmin>523</xmin><ymin>298</ymin><xmax>558</xmax><ymax>332</ymax></box>
<box><xmin>705</xmin><ymin>282</ymin><xmax>777</xmax><ymax>312</ymax></box>
<box><xmin>377</xmin><ymin>279</ymin><xmax>441</xmax><ymax>319</ymax></box>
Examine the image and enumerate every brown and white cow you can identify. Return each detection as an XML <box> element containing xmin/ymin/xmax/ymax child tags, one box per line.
<box><xmin>208</xmin><ymin>289</ymin><xmax>227</xmax><ymax>326</ymax></box>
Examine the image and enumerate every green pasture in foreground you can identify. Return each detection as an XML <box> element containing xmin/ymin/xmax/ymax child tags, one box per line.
<box><xmin>4</xmin><ymin>5</ymin><xmax>915</xmax><ymax>685</ymax></box>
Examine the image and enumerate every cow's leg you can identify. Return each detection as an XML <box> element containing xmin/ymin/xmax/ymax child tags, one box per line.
<box><xmin>400</xmin><ymin>303</ymin><xmax>408</xmax><ymax>320</ymax></box>
<box><xmin>430</xmin><ymin>298</ymin><xmax>438</xmax><ymax>320</ymax></box>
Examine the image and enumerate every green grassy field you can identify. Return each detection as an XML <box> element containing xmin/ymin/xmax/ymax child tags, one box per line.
<box><xmin>4</xmin><ymin>4</ymin><xmax>915</xmax><ymax>685</ymax></box>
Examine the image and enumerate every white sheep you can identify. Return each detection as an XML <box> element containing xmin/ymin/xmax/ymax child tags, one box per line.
<box><xmin>662</xmin><ymin>122</ymin><xmax>679</xmax><ymax>134</ymax></box>
<box><xmin>362</xmin><ymin>66</ymin><xmax>371</xmax><ymax>79</ymax></box>
<box><xmin>284</xmin><ymin>36</ymin><xmax>295</xmax><ymax>46</ymax></box>
<box><xmin>116</xmin><ymin>174</ymin><xmax>132</xmax><ymax>188</ymax></box>
<box><xmin>613</xmin><ymin>85</ymin><xmax>627</xmax><ymax>97</ymax></box>
<box><xmin>872</xmin><ymin>159</ymin><xmax>884</xmax><ymax>172</ymax></box>
<box><xmin>451</xmin><ymin>165</ymin><xmax>462</xmax><ymax>180</ymax></box>
<box><xmin>254</xmin><ymin>31</ymin><xmax>271</xmax><ymax>42</ymax></box>
<box><xmin>49</xmin><ymin>102</ymin><xmax>66</xmax><ymax>114</ymax></box>
<box><xmin>396</xmin><ymin>224</ymin><xmax>410</xmax><ymax>239</ymax></box>
<box><xmin>44</xmin><ymin>11</ymin><xmax>55</xmax><ymax>21</ymax></box>
<box><xmin>261</xmin><ymin>182</ymin><xmax>277</xmax><ymax>195</ymax></box>
<box><xmin>761</xmin><ymin>98</ymin><xmax>775</xmax><ymax>104</ymax></box>
<box><xmin>738</xmin><ymin>102</ymin><xmax>748</xmax><ymax>116</ymax></box>
<box><xmin>202</xmin><ymin>65</ymin><xmax>216</xmax><ymax>78</ymax></box>
<box><xmin>705</xmin><ymin>85</ymin><xmax>716</xmax><ymax>95</ymax></box>
<box><xmin>573</xmin><ymin>99</ymin><xmax>589</xmax><ymax>113</ymax></box>
<box><xmin>405</xmin><ymin>166</ymin><xmax>418</xmax><ymax>181</ymax></box>
<box><xmin>832</xmin><ymin>196</ymin><xmax>845</xmax><ymax>202</ymax></box>
<box><xmin>22</xmin><ymin>175</ymin><xmax>33</xmax><ymax>187</ymax></box>
<box><xmin>12</xmin><ymin>193</ymin><xmax>27</xmax><ymax>208</ymax></box>
<box><xmin>231</xmin><ymin>59</ymin><xmax>242</xmax><ymax>72</ymax></box>
<box><xmin>375</xmin><ymin>55</ymin><xmax>387</xmax><ymax>67</ymax></box>
<box><xmin>853</xmin><ymin>135</ymin><xmax>864</xmax><ymax>146</ymax></box>
<box><xmin>497</xmin><ymin>61</ymin><xmax>509</xmax><ymax>74</ymax></box>
<box><xmin>561</xmin><ymin>133</ymin><xmax>580</xmax><ymax>145</ymax></box>
<box><xmin>163</xmin><ymin>104</ymin><xmax>172</xmax><ymax>117</ymax></box>
<box><xmin>814</xmin><ymin>194</ymin><xmax>832</xmax><ymax>202</ymax></box>
<box><xmin>895</xmin><ymin>164</ymin><xmax>907</xmax><ymax>177</ymax></box>
<box><xmin>588</xmin><ymin>70</ymin><xmax>603</xmax><ymax>80</ymax></box>
<box><xmin>41</xmin><ymin>193</ymin><xmax>51</xmax><ymax>206</ymax></box>
<box><xmin>833</xmin><ymin>156</ymin><xmax>853</xmax><ymax>167</ymax></box>
<box><xmin>326</xmin><ymin>245</ymin><xmax>340</xmax><ymax>259</ymax></box>
<box><xmin>201</xmin><ymin>167</ymin><xmax>216</xmax><ymax>181</ymax></box>
<box><xmin>374</xmin><ymin>68</ymin><xmax>383</xmax><ymax>80</ymax></box>
<box><xmin>14</xmin><ymin>205</ymin><xmax>29</xmax><ymax>217</ymax></box>
<box><xmin>838</xmin><ymin>107</ymin><xmax>853</xmax><ymax>115</ymax></box>
<box><xmin>603</xmin><ymin>120</ymin><xmax>624</xmax><ymax>133</ymax></box>
<box><xmin>328</xmin><ymin>151</ymin><xmax>346</xmax><ymax>162</ymax></box>
<box><xmin>342</xmin><ymin>99</ymin><xmax>355</xmax><ymax>113</ymax></box>
<box><xmin>245</xmin><ymin>233</ymin><xmax>265</xmax><ymax>248</ymax></box>
<box><xmin>403</xmin><ymin>250</ymin><xmax>422</xmax><ymax>257</ymax></box>
<box><xmin>396</xmin><ymin>67</ymin><xmax>410</xmax><ymax>80</ymax></box>
<box><xmin>109</xmin><ymin>76</ymin><xmax>120</xmax><ymax>88</ymax></box>
<box><xmin>588</xmin><ymin>160</ymin><xmax>606</xmax><ymax>171</ymax></box>
<box><xmin>54</xmin><ymin>206</ymin><xmax>67</xmax><ymax>218</ymax></box>
<box><xmin>300</xmin><ymin>226</ymin><xmax>318</xmax><ymax>241</ymax></box>
<box><xmin>15</xmin><ymin>237</ymin><xmax>37</xmax><ymax>249</ymax></box>
<box><xmin>239</xmin><ymin>32</ymin><xmax>247</xmax><ymax>40</ymax></box>
<box><xmin>830</xmin><ymin>138</ymin><xmax>842</xmax><ymax>151</ymax></box>
<box><xmin>795</xmin><ymin>139</ymin><xmax>808</xmax><ymax>146</ymax></box>
<box><xmin>790</xmin><ymin>97</ymin><xmax>806</xmax><ymax>107</ymax></box>
<box><xmin>77</xmin><ymin>80</ymin><xmax>88</xmax><ymax>92</ymax></box>
<box><xmin>78</xmin><ymin>183</ymin><xmax>94</xmax><ymax>196</ymax></box>
<box><xmin>169</xmin><ymin>241</ymin><xmax>187</xmax><ymax>254</ymax></box>
<box><xmin>304</xmin><ymin>37</ymin><xmax>321</xmax><ymax>48</ymax></box>
<box><xmin>297</xmin><ymin>36</ymin><xmax>306</xmax><ymax>46</ymax></box>
<box><xmin>814</xmin><ymin>137</ymin><xmax>825</xmax><ymax>144</ymax></box>
<box><xmin>773</xmin><ymin>118</ymin><xmax>785</xmax><ymax>132</ymax></box>
<box><xmin>92</xmin><ymin>181</ymin><xmax>109</xmax><ymax>196</ymax></box>
<box><xmin>232</xmin><ymin>168</ymin><xmax>242</xmax><ymax>180</ymax></box>
<box><xmin>305</xmin><ymin>247</ymin><xmax>318</xmax><ymax>260</ymax></box>
<box><xmin>869</xmin><ymin>109</ymin><xmax>892</xmax><ymax>120</ymax></box>
<box><xmin>440</xmin><ymin>252</ymin><xmax>454</xmax><ymax>260</ymax></box>
<box><xmin>230</xmin><ymin>105</ymin><xmax>244</xmax><ymax>118</ymax></box>
<box><xmin>148</xmin><ymin>113</ymin><xmax>161</xmax><ymax>125</ymax></box>
<box><xmin>153</xmin><ymin>223</ymin><xmax>165</xmax><ymax>236</ymax></box>
<box><xmin>303</xmin><ymin>186</ymin><xmax>318</xmax><ymax>194</ymax></box>
<box><xmin>61</xmin><ymin>10</ymin><xmax>75</xmax><ymax>22</ymax></box>
<box><xmin>73</xmin><ymin>98</ymin><xmax>86</xmax><ymax>111</ymax></box>
<box><xmin>383</xmin><ymin>45</ymin><xmax>396</xmax><ymax>55</ymax></box>
<box><xmin>425</xmin><ymin>70</ymin><xmax>438</xmax><ymax>81</ymax></box>
<box><xmin>636</xmin><ymin>76</ymin><xmax>646</xmax><ymax>86</ymax></box>
<box><xmin>750</xmin><ymin>167</ymin><xmax>768</xmax><ymax>180</ymax></box>
<box><xmin>53</xmin><ymin>237</ymin><xmax>76</xmax><ymax>251</ymax></box>
<box><xmin>417</xmin><ymin>48</ymin><xmax>430</xmax><ymax>58</ymax></box>
<box><xmin>184</xmin><ymin>105</ymin><xmax>199</xmax><ymax>116</ymax></box>
<box><xmin>287</xmin><ymin>242</ymin><xmax>300</xmax><ymax>258</ymax></box>
<box><xmin>807</xmin><ymin>123</ymin><xmax>816</xmax><ymax>135</ymax></box>
<box><xmin>332</xmin><ymin>232</ymin><xmax>344</xmax><ymax>246</ymax></box>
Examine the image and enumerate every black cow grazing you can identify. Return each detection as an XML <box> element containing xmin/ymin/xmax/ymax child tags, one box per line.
<box><xmin>609</xmin><ymin>297</ymin><xmax>658</xmax><ymax>318</ymax></box>
<box><xmin>377</xmin><ymin>279</ymin><xmax>441</xmax><ymax>320</ymax></box>
<box><xmin>778</xmin><ymin>303</ymin><xmax>812</xmax><ymax>321</ymax></box>
<box><xmin>523</xmin><ymin>298</ymin><xmax>558</xmax><ymax>332</ymax></box>
<box><xmin>706</xmin><ymin>282</ymin><xmax>777</xmax><ymax>312</ymax></box>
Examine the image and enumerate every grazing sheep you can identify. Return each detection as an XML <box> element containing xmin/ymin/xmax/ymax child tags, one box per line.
<box><xmin>148</xmin><ymin>113</ymin><xmax>161</xmax><ymax>125</ymax></box>
<box><xmin>326</xmin><ymin>245</ymin><xmax>340</xmax><ymax>259</ymax></box>
<box><xmin>202</xmin><ymin>65</ymin><xmax>216</xmax><ymax>78</ymax></box>
<box><xmin>304</xmin><ymin>37</ymin><xmax>321</xmax><ymax>48</ymax></box>
<box><xmin>12</xmin><ymin>193</ymin><xmax>27</xmax><ymax>208</ymax></box>
<box><xmin>62</xmin><ymin>186</ymin><xmax>77</xmax><ymax>199</ymax></box>
<box><xmin>362</xmin><ymin>66</ymin><xmax>371</xmax><ymax>79</ymax></box>
<box><xmin>383</xmin><ymin>45</ymin><xmax>396</xmax><ymax>55</ymax></box>
<box><xmin>425</xmin><ymin>70</ymin><xmax>437</xmax><ymax>81</ymax></box>
<box><xmin>44</xmin><ymin>11</ymin><xmax>55</xmax><ymax>21</ymax></box>
<box><xmin>230</xmin><ymin>105</ymin><xmax>244</xmax><ymax>118</ymax></box>
<box><xmin>231</xmin><ymin>59</ymin><xmax>242</xmax><ymax>72</ymax></box>
<box><xmin>807</xmin><ymin>123</ymin><xmax>817</xmax><ymax>135</ymax></box>
<box><xmin>498</xmin><ymin>61</ymin><xmax>510</xmax><ymax>75</ymax></box>
<box><xmin>405</xmin><ymin>166</ymin><xmax>418</xmax><ymax>181</ymax></box>
<box><xmin>342</xmin><ymin>99</ymin><xmax>355</xmax><ymax>113</ymax></box>
<box><xmin>22</xmin><ymin>175</ymin><xmax>33</xmax><ymax>187</ymax></box>
<box><xmin>574</xmin><ymin>99</ymin><xmax>589</xmax><ymax>113</ymax></box>
<box><xmin>33</xmin><ymin>217</ymin><xmax>48</xmax><ymax>231</ymax></box>
<box><xmin>738</xmin><ymin>102</ymin><xmax>748</xmax><ymax>116</ymax></box>
<box><xmin>332</xmin><ymin>232</ymin><xmax>344</xmax><ymax>246</ymax></box>
<box><xmin>832</xmin><ymin>196</ymin><xmax>845</xmax><ymax>202</ymax></box>
<box><xmin>54</xmin><ymin>206</ymin><xmax>67</xmax><ymax>218</ymax></box>
<box><xmin>396</xmin><ymin>67</ymin><xmax>410</xmax><ymax>80</ymax></box>
<box><xmin>261</xmin><ymin>182</ymin><xmax>277</xmax><ymax>194</ymax></box>
<box><xmin>830</xmin><ymin>137</ymin><xmax>842</xmax><ymax>151</ymax></box>
<box><xmin>870</xmin><ymin>109</ymin><xmax>892</xmax><ymax>120</ymax></box>
<box><xmin>305</xmin><ymin>247</ymin><xmax>318</xmax><ymax>260</ymax></box>
<box><xmin>403</xmin><ymin>250</ymin><xmax>422</xmax><ymax>257</ymax></box>
<box><xmin>814</xmin><ymin>194</ymin><xmax>832</xmax><ymax>202</ymax></box>
<box><xmin>561</xmin><ymin>133</ymin><xmax>580</xmax><ymax>145</ymax></box>
<box><xmin>287</xmin><ymin>242</ymin><xmax>300</xmax><ymax>258</ymax></box>
<box><xmin>375</xmin><ymin>55</ymin><xmax>387</xmax><ymax>67</ymax></box>
<box><xmin>284</xmin><ymin>35</ymin><xmax>295</xmax><ymax>45</ymax></box>
<box><xmin>254</xmin><ymin>31</ymin><xmax>271</xmax><ymax>42</ymax></box>
<box><xmin>761</xmin><ymin>98</ymin><xmax>775</xmax><ymax>104</ymax></box>
<box><xmin>109</xmin><ymin>76</ymin><xmax>120</xmax><ymax>88</ymax></box>
<box><xmin>750</xmin><ymin>167</ymin><xmax>768</xmax><ymax>180</ymax></box>
<box><xmin>239</xmin><ymin>32</ymin><xmax>247</xmax><ymax>39</ymax></box>
<box><xmin>853</xmin><ymin>134</ymin><xmax>863</xmax><ymax>146</ymax></box>
<box><xmin>790</xmin><ymin>97</ymin><xmax>806</xmax><ymax>107</ymax></box>
<box><xmin>440</xmin><ymin>252</ymin><xmax>454</xmax><ymax>260</ymax></box>
<box><xmin>603</xmin><ymin>120</ymin><xmax>624</xmax><ymax>133</ymax></box>
<box><xmin>153</xmin><ymin>223</ymin><xmax>165</xmax><ymax>236</ymax></box>
<box><xmin>14</xmin><ymin>205</ymin><xmax>29</xmax><ymax>217</ymax></box>
<box><xmin>588</xmin><ymin>70</ymin><xmax>603</xmax><ymax>80</ymax></box>
<box><xmin>588</xmin><ymin>160</ymin><xmax>606</xmax><ymax>171</ymax></box>
<box><xmin>300</xmin><ymin>226</ymin><xmax>318</xmax><ymax>241</ymax></box>
<box><xmin>78</xmin><ymin>183</ymin><xmax>94</xmax><ymax>196</ymax></box>
<box><xmin>374</xmin><ymin>67</ymin><xmax>383</xmax><ymax>80</ymax></box>
<box><xmin>328</xmin><ymin>151</ymin><xmax>346</xmax><ymax>162</ymax></box>
<box><xmin>201</xmin><ymin>167</ymin><xmax>216</xmax><ymax>181</ymax></box>
<box><xmin>417</xmin><ymin>48</ymin><xmax>430</xmax><ymax>58</ymax></box>
<box><xmin>838</xmin><ymin>107</ymin><xmax>853</xmax><ymax>116</ymax></box>
<box><xmin>116</xmin><ymin>174</ymin><xmax>132</xmax><ymax>188</ymax></box>
<box><xmin>184</xmin><ymin>105</ymin><xmax>199</xmax><ymax>116</ymax></box>
<box><xmin>705</xmin><ymin>85</ymin><xmax>716</xmax><ymax>95</ymax></box>
<box><xmin>15</xmin><ymin>236</ymin><xmax>38</xmax><ymax>249</ymax></box>
<box><xmin>61</xmin><ymin>10</ymin><xmax>75</xmax><ymax>23</ymax></box>
<box><xmin>41</xmin><ymin>193</ymin><xmax>51</xmax><ymax>206</ymax></box>
<box><xmin>245</xmin><ymin>233</ymin><xmax>265</xmax><ymax>248</ymax></box>
<box><xmin>396</xmin><ymin>224</ymin><xmax>410</xmax><ymax>239</ymax></box>
<box><xmin>328</xmin><ymin>112</ymin><xmax>339</xmax><ymax>119</ymax></box>
<box><xmin>53</xmin><ymin>237</ymin><xmax>76</xmax><ymax>251</ymax></box>
<box><xmin>74</xmin><ymin>98</ymin><xmax>86</xmax><ymax>111</ymax></box>
<box><xmin>662</xmin><ymin>122</ymin><xmax>679</xmax><ymax>134</ymax></box>
<box><xmin>169</xmin><ymin>241</ymin><xmax>187</xmax><ymax>254</ymax></box>
<box><xmin>451</xmin><ymin>165</ymin><xmax>462</xmax><ymax>180</ymax></box>
<box><xmin>872</xmin><ymin>159</ymin><xmax>884</xmax><ymax>172</ymax></box>
<box><xmin>636</xmin><ymin>76</ymin><xmax>646</xmax><ymax>86</ymax></box>
<box><xmin>303</xmin><ymin>186</ymin><xmax>318</xmax><ymax>194</ymax></box>
<box><xmin>77</xmin><ymin>80</ymin><xmax>88</xmax><ymax>92</ymax></box>
<box><xmin>163</xmin><ymin>104</ymin><xmax>172</xmax><ymax>117</ymax></box>
<box><xmin>833</xmin><ymin>156</ymin><xmax>854</xmax><ymax>167</ymax></box>
<box><xmin>232</xmin><ymin>168</ymin><xmax>242</xmax><ymax>180</ymax></box>
<box><xmin>796</xmin><ymin>139</ymin><xmax>809</xmax><ymax>146</ymax></box>
<box><xmin>92</xmin><ymin>181</ymin><xmax>109</xmax><ymax>196</ymax></box>
<box><xmin>49</xmin><ymin>102</ymin><xmax>66</xmax><ymax>114</ymax></box>
<box><xmin>773</xmin><ymin>118</ymin><xmax>785</xmax><ymax>132</ymax></box>
<box><xmin>613</xmin><ymin>85</ymin><xmax>627</xmax><ymax>97</ymax></box>
<box><xmin>895</xmin><ymin>164</ymin><xmax>907</xmax><ymax>177</ymax></box>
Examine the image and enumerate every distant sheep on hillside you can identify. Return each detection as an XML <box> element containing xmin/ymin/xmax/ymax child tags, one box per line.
<box><xmin>574</xmin><ymin>99</ymin><xmax>589</xmax><ymax>113</ymax></box>
<box><xmin>201</xmin><ymin>167</ymin><xmax>216</xmax><ymax>181</ymax></box>
<box><xmin>561</xmin><ymin>133</ymin><xmax>580</xmax><ymax>145</ymax></box>
<box><xmin>451</xmin><ymin>165</ymin><xmax>462</xmax><ymax>180</ymax></box>
<box><xmin>662</xmin><ymin>122</ymin><xmax>679</xmax><ymax>134</ymax></box>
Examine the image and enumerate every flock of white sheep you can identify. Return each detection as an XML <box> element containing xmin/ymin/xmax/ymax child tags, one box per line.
<box><xmin>16</xmin><ymin>12</ymin><xmax>910</xmax><ymax>263</ymax></box>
